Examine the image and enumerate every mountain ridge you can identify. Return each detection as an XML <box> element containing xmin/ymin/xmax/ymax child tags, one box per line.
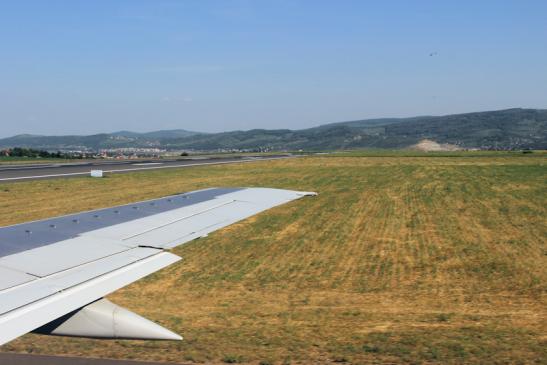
<box><xmin>1</xmin><ymin>108</ymin><xmax>545</xmax><ymax>151</ymax></box>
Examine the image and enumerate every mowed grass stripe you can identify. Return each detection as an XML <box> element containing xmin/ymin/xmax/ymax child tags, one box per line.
<box><xmin>0</xmin><ymin>154</ymin><xmax>545</xmax><ymax>364</ymax></box>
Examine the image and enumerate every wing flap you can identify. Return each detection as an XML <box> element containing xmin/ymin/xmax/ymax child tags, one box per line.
<box><xmin>0</xmin><ymin>236</ymin><xmax>134</xmax><ymax>277</ymax></box>
<box><xmin>0</xmin><ymin>247</ymin><xmax>163</xmax><ymax>316</ymax></box>
<box><xmin>0</xmin><ymin>267</ymin><xmax>36</xmax><ymax>291</ymax></box>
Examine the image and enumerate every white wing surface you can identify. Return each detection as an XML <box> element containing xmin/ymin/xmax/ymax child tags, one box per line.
<box><xmin>0</xmin><ymin>187</ymin><xmax>316</xmax><ymax>345</ymax></box>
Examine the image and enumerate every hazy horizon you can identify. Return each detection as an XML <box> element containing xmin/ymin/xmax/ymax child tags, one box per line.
<box><xmin>1</xmin><ymin>0</ymin><xmax>546</xmax><ymax>138</ymax></box>
<box><xmin>2</xmin><ymin>106</ymin><xmax>547</xmax><ymax>138</ymax></box>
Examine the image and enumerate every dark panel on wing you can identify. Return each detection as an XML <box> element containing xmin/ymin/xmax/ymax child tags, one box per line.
<box><xmin>0</xmin><ymin>188</ymin><xmax>242</xmax><ymax>258</ymax></box>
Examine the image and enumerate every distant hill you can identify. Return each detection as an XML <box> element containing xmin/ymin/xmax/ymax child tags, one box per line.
<box><xmin>162</xmin><ymin>108</ymin><xmax>547</xmax><ymax>150</ymax></box>
<box><xmin>111</xmin><ymin>129</ymin><xmax>203</xmax><ymax>139</ymax></box>
<box><xmin>1</xmin><ymin>108</ymin><xmax>545</xmax><ymax>151</ymax></box>
<box><xmin>0</xmin><ymin>129</ymin><xmax>204</xmax><ymax>151</ymax></box>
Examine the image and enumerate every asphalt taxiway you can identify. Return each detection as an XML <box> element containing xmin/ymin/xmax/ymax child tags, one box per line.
<box><xmin>0</xmin><ymin>353</ymin><xmax>183</xmax><ymax>365</ymax></box>
<box><xmin>0</xmin><ymin>155</ymin><xmax>292</xmax><ymax>182</ymax></box>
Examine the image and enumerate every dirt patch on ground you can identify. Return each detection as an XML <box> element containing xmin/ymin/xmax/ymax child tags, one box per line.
<box><xmin>409</xmin><ymin>139</ymin><xmax>463</xmax><ymax>152</ymax></box>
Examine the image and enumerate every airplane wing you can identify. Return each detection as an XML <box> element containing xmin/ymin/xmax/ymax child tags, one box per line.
<box><xmin>0</xmin><ymin>187</ymin><xmax>316</xmax><ymax>345</ymax></box>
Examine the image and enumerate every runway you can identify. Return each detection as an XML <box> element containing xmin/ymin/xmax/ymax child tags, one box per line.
<box><xmin>0</xmin><ymin>353</ymin><xmax>183</xmax><ymax>365</ymax></box>
<box><xmin>0</xmin><ymin>155</ymin><xmax>292</xmax><ymax>182</ymax></box>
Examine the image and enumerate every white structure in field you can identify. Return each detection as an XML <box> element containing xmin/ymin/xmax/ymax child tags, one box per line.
<box><xmin>90</xmin><ymin>170</ymin><xmax>103</xmax><ymax>178</ymax></box>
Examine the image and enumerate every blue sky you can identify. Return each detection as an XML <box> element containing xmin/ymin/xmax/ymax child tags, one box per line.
<box><xmin>0</xmin><ymin>0</ymin><xmax>546</xmax><ymax>137</ymax></box>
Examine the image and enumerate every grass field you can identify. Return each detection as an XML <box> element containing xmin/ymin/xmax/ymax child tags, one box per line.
<box><xmin>0</xmin><ymin>154</ymin><xmax>545</xmax><ymax>364</ymax></box>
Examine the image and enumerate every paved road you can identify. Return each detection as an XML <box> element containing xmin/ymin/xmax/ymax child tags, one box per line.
<box><xmin>0</xmin><ymin>155</ymin><xmax>292</xmax><ymax>182</ymax></box>
<box><xmin>0</xmin><ymin>353</ymin><xmax>183</xmax><ymax>365</ymax></box>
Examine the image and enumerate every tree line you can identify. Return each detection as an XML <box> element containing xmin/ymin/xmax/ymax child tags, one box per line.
<box><xmin>1</xmin><ymin>147</ymin><xmax>85</xmax><ymax>159</ymax></box>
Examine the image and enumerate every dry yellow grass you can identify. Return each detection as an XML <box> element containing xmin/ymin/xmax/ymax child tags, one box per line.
<box><xmin>0</xmin><ymin>154</ymin><xmax>546</xmax><ymax>364</ymax></box>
